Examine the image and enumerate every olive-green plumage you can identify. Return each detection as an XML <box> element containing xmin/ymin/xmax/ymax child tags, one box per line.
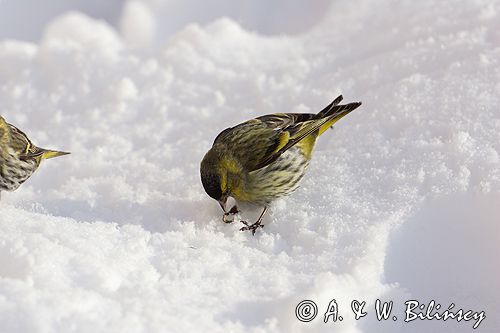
<box><xmin>200</xmin><ymin>95</ymin><xmax>362</xmax><ymax>234</ymax></box>
<box><xmin>0</xmin><ymin>116</ymin><xmax>69</xmax><ymax>196</ymax></box>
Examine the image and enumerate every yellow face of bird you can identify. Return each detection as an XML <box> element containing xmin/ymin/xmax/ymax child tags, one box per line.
<box><xmin>200</xmin><ymin>148</ymin><xmax>227</xmax><ymax>206</ymax></box>
<box><xmin>200</xmin><ymin>145</ymin><xmax>243</xmax><ymax>212</ymax></box>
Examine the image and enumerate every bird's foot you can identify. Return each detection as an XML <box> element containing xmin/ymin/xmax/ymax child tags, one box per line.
<box><xmin>222</xmin><ymin>205</ymin><xmax>240</xmax><ymax>223</ymax></box>
<box><xmin>239</xmin><ymin>220</ymin><xmax>264</xmax><ymax>235</ymax></box>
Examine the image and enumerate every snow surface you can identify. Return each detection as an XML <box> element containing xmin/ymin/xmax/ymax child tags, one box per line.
<box><xmin>0</xmin><ymin>0</ymin><xmax>499</xmax><ymax>332</ymax></box>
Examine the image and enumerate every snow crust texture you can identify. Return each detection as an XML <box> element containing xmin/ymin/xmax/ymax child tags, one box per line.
<box><xmin>0</xmin><ymin>0</ymin><xmax>499</xmax><ymax>332</ymax></box>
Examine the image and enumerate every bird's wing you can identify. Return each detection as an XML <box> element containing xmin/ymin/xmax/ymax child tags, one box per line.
<box><xmin>0</xmin><ymin>118</ymin><xmax>67</xmax><ymax>161</ymax></box>
<box><xmin>251</xmin><ymin>113</ymin><xmax>335</xmax><ymax>170</ymax></box>
<box><xmin>6</xmin><ymin>123</ymin><xmax>37</xmax><ymax>158</ymax></box>
<box><xmin>214</xmin><ymin>112</ymin><xmax>330</xmax><ymax>172</ymax></box>
<box><xmin>212</xmin><ymin>96</ymin><xmax>361</xmax><ymax>172</ymax></box>
<box><xmin>0</xmin><ymin>116</ymin><xmax>10</xmax><ymax>147</ymax></box>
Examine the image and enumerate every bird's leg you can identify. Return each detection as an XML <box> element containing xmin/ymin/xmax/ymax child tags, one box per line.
<box><xmin>240</xmin><ymin>206</ymin><xmax>268</xmax><ymax>235</ymax></box>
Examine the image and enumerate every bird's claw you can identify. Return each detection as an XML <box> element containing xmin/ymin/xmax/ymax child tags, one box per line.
<box><xmin>239</xmin><ymin>220</ymin><xmax>264</xmax><ymax>235</ymax></box>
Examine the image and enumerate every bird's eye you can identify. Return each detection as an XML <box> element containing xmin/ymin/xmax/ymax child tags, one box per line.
<box><xmin>201</xmin><ymin>172</ymin><xmax>223</xmax><ymax>200</ymax></box>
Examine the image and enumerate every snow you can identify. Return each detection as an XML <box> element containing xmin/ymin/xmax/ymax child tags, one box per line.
<box><xmin>120</xmin><ymin>1</ymin><xmax>156</xmax><ymax>48</ymax></box>
<box><xmin>0</xmin><ymin>0</ymin><xmax>499</xmax><ymax>332</ymax></box>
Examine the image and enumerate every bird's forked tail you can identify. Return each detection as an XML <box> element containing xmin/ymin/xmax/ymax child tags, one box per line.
<box><xmin>316</xmin><ymin>95</ymin><xmax>362</xmax><ymax>135</ymax></box>
<box><xmin>40</xmin><ymin>149</ymin><xmax>70</xmax><ymax>160</ymax></box>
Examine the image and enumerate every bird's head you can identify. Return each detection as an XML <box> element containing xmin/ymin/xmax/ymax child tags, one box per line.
<box><xmin>200</xmin><ymin>145</ymin><xmax>233</xmax><ymax>212</ymax></box>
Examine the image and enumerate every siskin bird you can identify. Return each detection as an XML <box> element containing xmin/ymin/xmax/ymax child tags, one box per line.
<box><xmin>200</xmin><ymin>95</ymin><xmax>362</xmax><ymax>234</ymax></box>
<box><xmin>0</xmin><ymin>116</ymin><xmax>69</xmax><ymax>198</ymax></box>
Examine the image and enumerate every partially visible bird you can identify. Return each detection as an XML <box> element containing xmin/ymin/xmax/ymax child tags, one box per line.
<box><xmin>200</xmin><ymin>95</ymin><xmax>362</xmax><ymax>234</ymax></box>
<box><xmin>0</xmin><ymin>116</ymin><xmax>69</xmax><ymax>198</ymax></box>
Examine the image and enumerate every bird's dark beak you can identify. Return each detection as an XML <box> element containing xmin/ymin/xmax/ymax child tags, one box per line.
<box><xmin>218</xmin><ymin>195</ymin><xmax>228</xmax><ymax>213</ymax></box>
